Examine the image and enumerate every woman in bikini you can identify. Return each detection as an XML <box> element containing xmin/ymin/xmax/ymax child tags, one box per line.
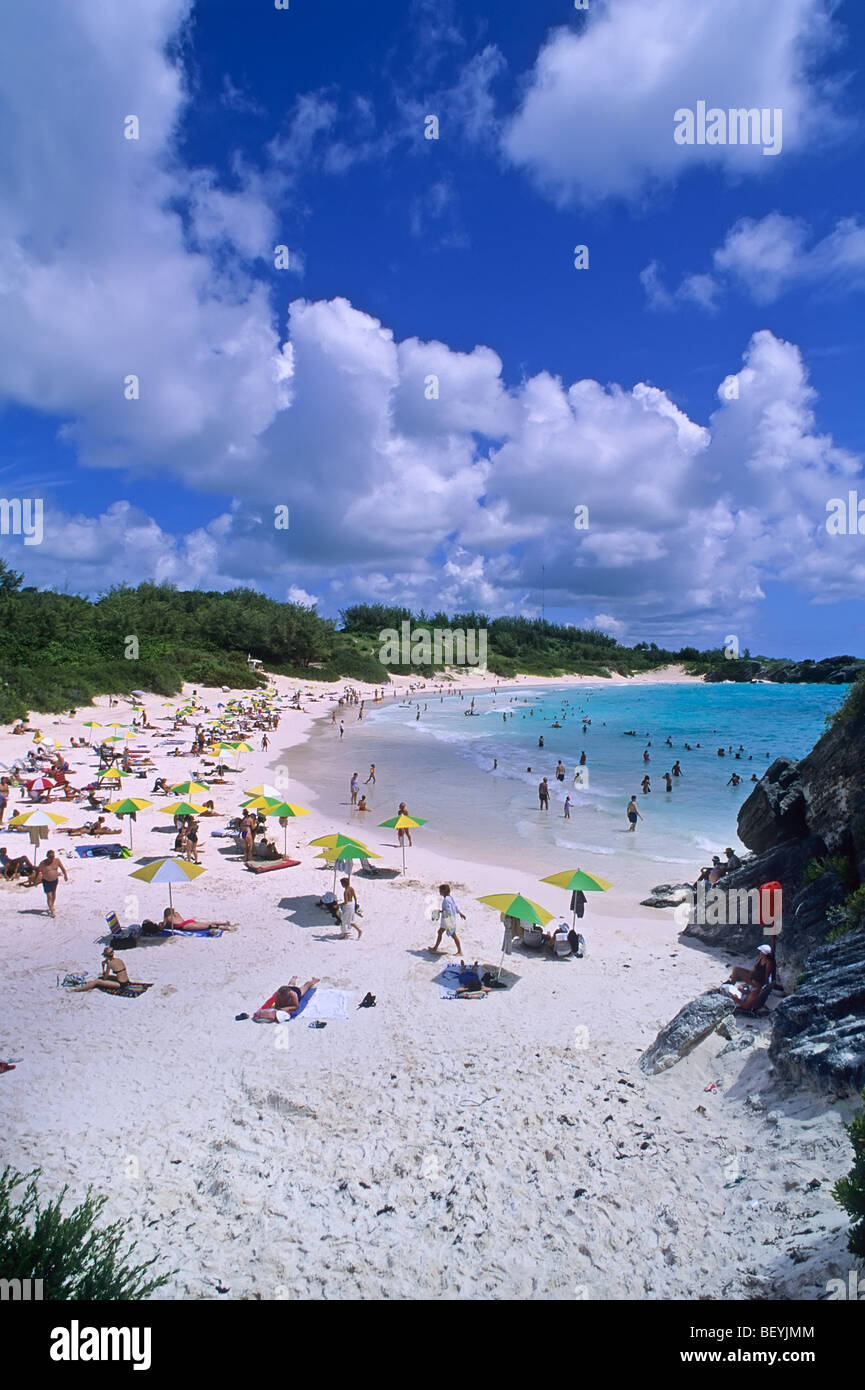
<box><xmin>72</xmin><ymin>946</ymin><xmax>131</xmax><ymax>992</ymax></box>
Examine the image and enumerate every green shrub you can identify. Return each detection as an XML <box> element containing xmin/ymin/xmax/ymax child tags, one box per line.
<box><xmin>0</xmin><ymin>1166</ymin><xmax>172</xmax><ymax>1300</ymax></box>
<box><xmin>825</xmin><ymin>886</ymin><xmax>865</xmax><ymax>944</ymax></box>
<box><xmin>833</xmin><ymin>1095</ymin><xmax>865</xmax><ymax>1258</ymax></box>
<box><xmin>804</xmin><ymin>854</ymin><xmax>857</xmax><ymax>891</ymax></box>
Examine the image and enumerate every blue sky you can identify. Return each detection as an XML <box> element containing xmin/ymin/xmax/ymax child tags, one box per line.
<box><xmin>1</xmin><ymin>0</ymin><xmax>864</xmax><ymax>657</ymax></box>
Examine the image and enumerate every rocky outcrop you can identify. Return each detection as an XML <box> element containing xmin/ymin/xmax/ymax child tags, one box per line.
<box><xmin>639</xmin><ymin>990</ymin><xmax>735</xmax><ymax>1075</ymax></box>
<box><xmin>640</xmin><ymin>882</ymin><xmax>692</xmax><ymax>908</ymax></box>
<box><xmin>676</xmin><ymin>679</ymin><xmax>865</xmax><ymax>1092</ymax></box>
<box><xmin>702</xmin><ymin>655</ymin><xmax>865</xmax><ymax>684</ymax></box>
<box><xmin>736</xmin><ymin>757</ymin><xmax>807</xmax><ymax>852</ymax></box>
<box><xmin>769</xmin><ymin>927</ymin><xmax>865</xmax><ymax>1091</ymax></box>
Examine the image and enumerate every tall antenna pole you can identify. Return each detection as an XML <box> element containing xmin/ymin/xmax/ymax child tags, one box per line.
<box><xmin>541</xmin><ymin>565</ymin><xmax>545</xmax><ymax>623</ymax></box>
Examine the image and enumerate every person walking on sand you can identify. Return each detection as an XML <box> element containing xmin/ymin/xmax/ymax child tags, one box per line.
<box><xmin>538</xmin><ymin>777</ymin><xmax>550</xmax><ymax>811</ymax></box>
<box><xmin>429</xmin><ymin>883</ymin><xmax>466</xmax><ymax>955</ymax></box>
<box><xmin>365</xmin><ymin>764</ymin><xmax>376</xmax><ymax>785</ymax></box>
<box><xmin>338</xmin><ymin>877</ymin><xmax>363</xmax><ymax>939</ymax></box>
<box><xmin>350</xmin><ymin>772</ymin><xmax>360</xmax><ymax>805</ymax></box>
<box><xmin>626</xmin><ymin>796</ymin><xmax>643</xmax><ymax>832</ymax></box>
<box><xmin>261</xmin><ymin>733</ymin><xmax>269</xmax><ymax>751</ymax></box>
<box><xmin>32</xmin><ymin>850</ymin><xmax>68</xmax><ymax>918</ymax></box>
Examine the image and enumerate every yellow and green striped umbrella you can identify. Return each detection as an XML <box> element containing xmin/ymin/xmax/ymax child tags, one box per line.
<box><xmin>541</xmin><ymin>868</ymin><xmax>613</xmax><ymax>928</ymax></box>
<box><xmin>105</xmin><ymin>797</ymin><xmax>153</xmax><ymax>848</ymax></box>
<box><xmin>476</xmin><ymin>892</ymin><xmax>554</xmax><ymax>927</ymax></box>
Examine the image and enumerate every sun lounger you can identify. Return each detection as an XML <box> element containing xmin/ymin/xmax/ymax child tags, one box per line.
<box><xmin>246</xmin><ymin>858</ymin><xmax>301</xmax><ymax>873</ymax></box>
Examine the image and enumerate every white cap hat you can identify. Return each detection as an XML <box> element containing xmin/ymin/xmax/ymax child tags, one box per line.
<box><xmin>757</xmin><ymin>944</ymin><xmax>772</xmax><ymax>954</ymax></box>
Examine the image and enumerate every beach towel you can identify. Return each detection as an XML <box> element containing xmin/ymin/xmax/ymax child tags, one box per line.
<box><xmin>246</xmin><ymin>858</ymin><xmax>301</xmax><ymax>873</ymax></box>
<box><xmin>154</xmin><ymin>926</ymin><xmax>224</xmax><ymax>938</ymax></box>
<box><xmin>113</xmin><ymin>983</ymin><xmax>152</xmax><ymax>998</ymax></box>
<box><xmin>304</xmin><ymin>989</ymin><xmax>351</xmax><ymax>1021</ymax></box>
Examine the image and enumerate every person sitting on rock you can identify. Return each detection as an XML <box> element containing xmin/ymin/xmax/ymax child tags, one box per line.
<box><xmin>726</xmin><ymin>944</ymin><xmax>775</xmax><ymax>990</ymax></box>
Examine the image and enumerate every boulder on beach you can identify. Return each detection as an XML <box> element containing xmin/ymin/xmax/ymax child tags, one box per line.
<box><xmin>639</xmin><ymin>990</ymin><xmax>736</xmax><ymax>1076</ymax></box>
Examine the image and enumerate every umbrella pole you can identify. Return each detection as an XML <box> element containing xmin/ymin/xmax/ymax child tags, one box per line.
<box><xmin>401</xmin><ymin>839</ymin><xmax>406</xmax><ymax>875</ymax></box>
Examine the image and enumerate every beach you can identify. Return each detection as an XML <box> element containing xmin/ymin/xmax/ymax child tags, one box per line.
<box><xmin>0</xmin><ymin>671</ymin><xmax>856</xmax><ymax>1300</ymax></box>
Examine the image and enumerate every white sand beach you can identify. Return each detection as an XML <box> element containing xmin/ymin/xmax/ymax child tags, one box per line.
<box><xmin>0</xmin><ymin>673</ymin><xmax>856</xmax><ymax>1301</ymax></box>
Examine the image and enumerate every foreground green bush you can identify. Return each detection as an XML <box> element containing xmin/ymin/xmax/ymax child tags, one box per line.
<box><xmin>833</xmin><ymin>1097</ymin><xmax>865</xmax><ymax>1258</ymax></box>
<box><xmin>0</xmin><ymin>1167</ymin><xmax>172</xmax><ymax>1300</ymax></box>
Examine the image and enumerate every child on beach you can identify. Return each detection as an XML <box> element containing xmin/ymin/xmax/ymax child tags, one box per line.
<box><xmin>429</xmin><ymin>884</ymin><xmax>466</xmax><ymax>955</ymax></box>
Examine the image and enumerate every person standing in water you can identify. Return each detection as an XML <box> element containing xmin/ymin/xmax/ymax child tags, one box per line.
<box><xmin>626</xmin><ymin>796</ymin><xmax>643</xmax><ymax>832</ymax></box>
<box><xmin>563</xmin><ymin>795</ymin><xmax>572</xmax><ymax>820</ymax></box>
<box><xmin>538</xmin><ymin>778</ymin><xmax>550</xmax><ymax>811</ymax></box>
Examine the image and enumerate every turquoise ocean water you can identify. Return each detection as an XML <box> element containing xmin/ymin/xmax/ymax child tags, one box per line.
<box><xmin>291</xmin><ymin>682</ymin><xmax>848</xmax><ymax>893</ymax></box>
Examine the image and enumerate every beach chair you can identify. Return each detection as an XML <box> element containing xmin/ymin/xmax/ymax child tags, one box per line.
<box><xmin>521</xmin><ymin>925</ymin><xmax>545</xmax><ymax>951</ymax></box>
<box><xmin>552</xmin><ymin>930</ymin><xmax>572</xmax><ymax>959</ymax></box>
<box><xmin>104</xmin><ymin>910</ymin><xmax>140</xmax><ymax>947</ymax></box>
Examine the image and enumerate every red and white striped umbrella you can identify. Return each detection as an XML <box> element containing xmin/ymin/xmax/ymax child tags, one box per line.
<box><xmin>26</xmin><ymin>777</ymin><xmax>56</xmax><ymax>793</ymax></box>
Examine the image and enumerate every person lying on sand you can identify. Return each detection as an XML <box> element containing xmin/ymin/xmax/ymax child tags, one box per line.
<box><xmin>253</xmin><ymin>977</ymin><xmax>320</xmax><ymax>1021</ymax></box>
<box><xmin>62</xmin><ymin>816</ymin><xmax>110</xmax><ymax>837</ymax></box>
<box><xmin>71</xmin><ymin>946</ymin><xmax>131</xmax><ymax>992</ymax></box>
<box><xmin>455</xmin><ymin>961</ymin><xmax>491</xmax><ymax>997</ymax></box>
<box><xmin>160</xmin><ymin>907</ymin><xmax>238</xmax><ymax>932</ymax></box>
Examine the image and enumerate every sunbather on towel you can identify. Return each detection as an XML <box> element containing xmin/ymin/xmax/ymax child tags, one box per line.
<box><xmin>254</xmin><ymin>977</ymin><xmax>320</xmax><ymax>1021</ymax></box>
<box><xmin>63</xmin><ymin>815</ymin><xmax>109</xmax><ymax>837</ymax></box>
<box><xmin>456</xmin><ymin>961</ymin><xmax>491</xmax><ymax>996</ymax></box>
<box><xmin>72</xmin><ymin>946</ymin><xmax>132</xmax><ymax>992</ymax></box>
<box><xmin>160</xmin><ymin>907</ymin><xmax>238</xmax><ymax>932</ymax></box>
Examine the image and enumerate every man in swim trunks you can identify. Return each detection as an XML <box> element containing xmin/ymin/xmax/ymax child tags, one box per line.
<box><xmin>555</xmin><ymin>761</ymin><xmax>566</xmax><ymax>782</ymax></box>
<box><xmin>538</xmin><ymin>778</ymin><xmax>550</xmax><ymax>811</ymax></box>
<box><xmin>626</xmin><ymin>797</ymin><xmax>642</xmax><ymax>832</ymax></box>
<box><xmin>32</xmin><ymin>850</ymin><xmax>68</xmax><ymax>918</ymax></box>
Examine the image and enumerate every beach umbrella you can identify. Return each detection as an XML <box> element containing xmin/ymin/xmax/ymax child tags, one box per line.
<box><xmin>128</xmin><ymin>856</ymin><xmax>206</xmax><ymax>912</ymax></box>
<box><xmin>476</xmin><ymin>892</ymin><xmax>555</xmax><ymax>927</ymax></box>
<box><xmin>9</xmin><ymin>806</ymin><xmax>68</xmax><ymax>847</ymax></box>
<box><xmin>9</xmin><ymin>808</ymin><xmax>67</xmax><ymax>830</ymax></box>
<box><xmin>103</xmin><ymin>734</ymin><xmax>133</xmax><ymax>744</ymax></box>
<box><xmin>105</xmin><ymin>797</ymin><xmax>153</xmax><ymax>848</ymax></box>
<box><xmin>25</xmin><ymin>776</ymin><xmax>56</xmax><ymax>798</ymax></box>
<box><xmin>309</xmin><ymin>832</ymin><xmax>369</xmax><ymax>852</ymax></box>
<box><xmin>104</xmin><ymin>723</ymin><xmax>128</xmax><ymax>730</ymax></box>
<box><xmin>244</xmin><ymin>783</ymin><xmax>285</xmax><ymax>801</ymax></box>
<box><xmin>477</xmin><ymin>891</ymin><xmax>556</xmax><ymax>979</ymax></box>
<box><xmin>251</xmin><ymin>800</ymin><xmax>309</xmax><ymax>856</ymax></box>
<box><xmin>316</xmin><ymin>844</ymin><xmax>379</xmax><ymax>892</ymax></box>
<box><xmin>170</xmin><ymin>781</ymin><xmax>210</xmax><ymax>797</ymax></box>
<box><xmin>540</xmin><ymin>868</ymin><xmax>613</xmax><ymax>929</ymax></box>
<box><xmin>378</xmin><ymin>813</ymin><xmax>427</xmax><ymax>875</ymax></box>
<box><xmin>161</xmin><ymin>800</ymin><xmax>205</xmax><ymax>818</ymax></box>
<box><xmin>82</xmin><ymin>721</ymin><xmax>102</xmax><ymax>743</ymax></box>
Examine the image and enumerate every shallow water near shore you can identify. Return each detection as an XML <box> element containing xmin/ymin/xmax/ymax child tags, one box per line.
<box><xmin>287</xmin><ymin>681</ymin><xmax>847</xmax><ymax>896</ymax></box>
